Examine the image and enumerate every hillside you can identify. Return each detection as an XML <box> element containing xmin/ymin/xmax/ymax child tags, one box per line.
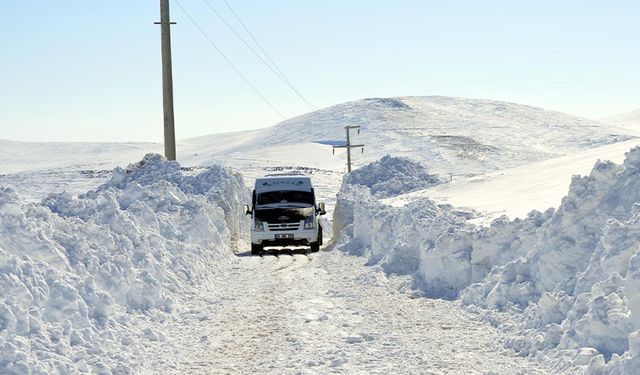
<box><xmin>182</xmin><ymin>96</ymin><xmax>633</xmax><ymax>176</ymax></box>
<box><xmin>1</xmin><ymin>96</ymin><xmax>635</xmax><ymax>202</ymax></box>
<box><xmin>601</xmin><ymin>108</ymin><xmax>640</xmax><ymax>132</ymax></box>
<box><xmin>385</xmin><ymin>138</ymin><xmax>640</xmax><ymax>223</ymax></box>
<box><xmin>2</xmin><ymin>96</ymin><xmax>632</xmax><ymax>177</ymax></box>
<box><xmin>0</xmin><ymin>139</ymin><xmax>159</xmax><ymax>174</ymax></box>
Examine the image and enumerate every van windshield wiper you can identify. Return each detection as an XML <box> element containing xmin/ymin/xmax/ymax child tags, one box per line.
<box><xmin>257</xmin><ymin>203</ymin><xmax>311</xmax><ymax>209</ymax></box>
<box><xmin>281</xmin><ymin>202</ymin><xmax>312</xmax><ymax>207</ymax></box>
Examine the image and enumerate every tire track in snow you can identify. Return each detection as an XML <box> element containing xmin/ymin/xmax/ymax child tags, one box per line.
<box><xmin>137</xmin><ymin>247</ymin><xmax>560</xmax><ymax>374</ymax></box>
<box><xmin>274</xmin><ymin>253</ymin><xmax>310</xmax><ymax>274</ymax></box>
<box><xmin>271</xmin><ymin>253</ymin><xmax>295</xmax><ymax>272</ymax></box>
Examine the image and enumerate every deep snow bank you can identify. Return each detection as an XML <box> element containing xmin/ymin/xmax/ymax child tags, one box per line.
<box><xmin>345</xmin><ymin>155</ymin><xmax>441</xmax><ymax>198</ymax></box>
<box><xmin>334</xmin><ymin>156</ymin><xmax>551</xmax><ymax>299</ymax></box>
<box><xmin>0</xmin><ymin>154</ymin><xmax>249</xmax><ymax>374</ymax></box>
<box><xmin>335</xmin><ymin>150</ymin><xmax>640</xmax><ymax>373</ymax></box>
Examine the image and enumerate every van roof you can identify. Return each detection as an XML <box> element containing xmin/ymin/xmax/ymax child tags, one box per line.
<box><xmin>254</xmin><ymin>175</ymin><xmax>312</xmax><ymax>192</ymax></box>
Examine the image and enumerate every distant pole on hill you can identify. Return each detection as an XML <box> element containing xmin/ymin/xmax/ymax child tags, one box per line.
<box><xmin>333</xmin><ymin>126</ymin><xmax>364</xmax><ymax>173</ymax></box>
<box><xmin>156</xmin><ymin>0</ymin><xmax>177</xmax><ymax>161</ymax></box>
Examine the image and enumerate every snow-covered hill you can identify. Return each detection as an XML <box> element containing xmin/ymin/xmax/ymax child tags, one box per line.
<box><xmin>600</xmin><ymin>108</ymin><xmax>640</xmax><ymax>133</ymax></box>
<box><xmin>2</xmin><ymin>96</ymin><xmax>634</xmax><ymax>176</ymax></box>
<box><xmin>2</xmin><ymin>96</ymin><xmax>634</xmax><ymax>203</ymax></box>
<box><xmin>0</xmin><ymin>139</ymin><xmax>159</xmax><ymax>174</ymax></box>
<box><xmin>185</xmin><ymin>96</ymin><xmax>633</xmax><ymax>177</ymax></box>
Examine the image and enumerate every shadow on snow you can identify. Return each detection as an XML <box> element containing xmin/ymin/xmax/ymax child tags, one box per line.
<box><xmin>235</xmin><ymin>247</ymin><xmax>313</xmax><ymax>257</ymax></box>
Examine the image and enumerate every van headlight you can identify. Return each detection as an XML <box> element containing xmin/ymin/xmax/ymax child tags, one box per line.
<box><xmin>254</xmin><ymin>219</ymin><xmax>265</xmax><ymax>231</ymax></box>
<box><xmin>304</xmin><ymin>216</ymin><xmax>314</xmax><ymax>229</ymax></box>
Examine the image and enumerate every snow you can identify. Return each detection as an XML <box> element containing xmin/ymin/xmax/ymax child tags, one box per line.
<box><xmin>0</xmin><ymin>154</ymin><xmax>249</xmax><ymax>373</ymax></box>
<box><xmin>0</xmin><ymin>150</ymin><xmax>557</xmax><ymax>373</ymax></box>
<box><xmin>0</xmin><ymin>139</ymin><xmax>160</xmax><ymax>175</ymax></box>
<box><xmin>210</xmin><ymin>96</ymin><xmax>632</xmax><ymax>179</ymax></box>
<box><xmin>133</xmin><ymin>250</ymin><xmax>557</xmax><ymax>374</ymax></box>
<box><xmin>600</xmin><ymin>109</ymin><xmax>640</xmax><ymax>133</ymax></box>
<box><xmin>2</xmin><ymin>96</ymin><xmax>634</xmax><ymax>203</ymax></box>
<box><xmin>335</xmin><ymin>149</ymin><xmax>640</xmax><ymax>373</ymax></box>
<box><xmin>3</xmin><ymin>95</ymin><xmax>640</xmax><ymax>373</ymax></box>
<box><xmin>386</xmin><ymin>138</ymin><xmax>640</xmax><ymax>224</ymax></box>
<box><xmin>345</xmin><ymin>155</ymin><xmax>441</xmax><ymax>198</ymax></box>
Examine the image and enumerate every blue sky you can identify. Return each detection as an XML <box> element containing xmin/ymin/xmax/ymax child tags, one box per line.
<box><xmin>1</xmin><ymin>0</ymin><xmax>639</xmax><ymax>142</ymax></box>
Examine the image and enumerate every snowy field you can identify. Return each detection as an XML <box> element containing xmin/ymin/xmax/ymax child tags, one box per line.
<box><xmin>2</xmin><ymin>96</ymin><xmax>640</xmax><ymax>373</ymax></box>
<box><xmin>386</xmin><ymin>139</ymin><xmax>640</xmax><ymax>224</ymax></box>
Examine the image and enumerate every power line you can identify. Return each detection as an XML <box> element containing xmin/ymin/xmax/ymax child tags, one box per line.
<box><xmin>219</xmin><ymin>0</ymin><xmax>316</xmax><ymax>111</ymax></box>
<box><xmin>203</xmin><ymin>0</ymin><xmax>315</xmax><ymax>111</ymax></box>
<box><xmin>173</xmin><ymin>0</ymin><xmax>286</xmax><ymax>119</ymax></box>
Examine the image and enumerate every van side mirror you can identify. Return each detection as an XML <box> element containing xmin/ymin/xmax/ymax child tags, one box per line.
<box><xmin>317</xmin><ymin>202</ymin><xmax>326</xmax><ymax>216</ymax></box>
<box><xmin>243</xmin><ymin>205</ymin><xmax>252</xmax><ymax>216</ymax></box>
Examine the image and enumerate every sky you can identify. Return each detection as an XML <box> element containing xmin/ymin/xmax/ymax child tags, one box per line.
<box><xmin>1</xmin><ymin>0</ymin><xmax>639</xmax><ymax>142</ymax></box>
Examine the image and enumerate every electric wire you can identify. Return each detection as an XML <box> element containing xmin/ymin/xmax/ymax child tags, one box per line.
<box><xmin>221</xmin><ymin>0</ymin><xmax>316</xmax><ymax>110</ymax></box>
<box><xmin>222</xmin><ymin>0</ymin><xmax>291</xmax><ymax>81</ymax></box>
<box><xmin>204</xmin><ymin>0</ymin><xmax>315</xmax><ymax>111</ymax></box>
<box><xmin>222</xmin><ymin>0</ymin><xmax>296</xmax><ymax>86</ymax></box>
<box><xmin>173</xmin><ymin>0</ymin><xmax>286</xmax><ymax>119</ymax></box>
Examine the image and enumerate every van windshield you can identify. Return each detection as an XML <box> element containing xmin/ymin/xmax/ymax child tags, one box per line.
<box><xmin>257</xmin><ymin>190</ymin><xmax>314</xmax><ymax>206</ymax></box>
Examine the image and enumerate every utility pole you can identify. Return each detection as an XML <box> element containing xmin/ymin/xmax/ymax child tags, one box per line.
<box><xmin>155</xmin><ymin>0</ymin><xmax>177</xmax><ymax>160</ymax></box>
<box><xmin>333</xmin><ymin>126</ymin><xmax>364</xmax><ymax>173</ymax></box>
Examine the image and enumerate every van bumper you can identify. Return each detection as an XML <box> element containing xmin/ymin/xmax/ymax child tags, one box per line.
<box><xmin>251</xmin><ymin>228</ymin><xmax>318</xmax><ymax>246</ymax></box>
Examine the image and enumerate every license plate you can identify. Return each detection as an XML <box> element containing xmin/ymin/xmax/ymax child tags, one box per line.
<box><xmin>275</xmin><ymin>234</ymin><xmax>294</xmax><ymax>240</ymax></box>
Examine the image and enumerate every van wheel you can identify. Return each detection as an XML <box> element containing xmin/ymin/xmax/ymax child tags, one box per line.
<box><xmin>251</xmin><ymin>243</ymin><xmax>262</xmax><ymax>256</ymax></box>
<box><xmin>310</xmin><ymin>227</ymin><xmax>322</xmax><ymax>252</ymax></box>
<box><xmin>310</xmin><ymin>241</ymin><xmax>320</xmax><ymax>253</ymax></box>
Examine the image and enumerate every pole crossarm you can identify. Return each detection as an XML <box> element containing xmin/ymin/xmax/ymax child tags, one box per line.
<box><xmin>332</xmin><ymin>144</ymin><xmax>364</xmax><ymax>149</ymax></box>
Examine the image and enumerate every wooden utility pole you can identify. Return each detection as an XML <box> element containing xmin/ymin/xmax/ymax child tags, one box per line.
<box><xmin>333</xmin><ymin>126</ymin><xmax>364</xmax><ymax>173</ymax></box>
<box><xmin>155</xmin><ymin>0</ymin><xmax>177</xmax><ymax>160</ymax></box>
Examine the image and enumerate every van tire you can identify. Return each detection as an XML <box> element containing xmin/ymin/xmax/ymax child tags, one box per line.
<box><xmin>310</xmin><ymin>241</ymin><xmax>320</xmax><ymax>252</ymax></box>
<box><xmin>310</xmin><ymin>228</ymin><xmax>322</xmax><ymax>252</ymax></box>
<box><xmin>251</xmin><ymin>243</ymin><xmax>262</xmax><ymax>256</ymax></box>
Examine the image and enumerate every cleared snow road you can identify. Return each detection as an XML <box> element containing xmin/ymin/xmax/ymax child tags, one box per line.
<box><xmin>134</xmin><ymin>247</ymin><xmax>558</xmax><ymax>374</ymax></box>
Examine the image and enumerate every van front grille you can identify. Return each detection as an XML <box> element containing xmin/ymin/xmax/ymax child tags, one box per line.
<box><xmin>268</xmin><ymin>223</ymin><xmax>300</xmax><ymax>231</ymax></box>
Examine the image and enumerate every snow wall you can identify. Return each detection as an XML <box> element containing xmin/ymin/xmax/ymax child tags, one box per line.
<box><xmin>335</xmin><ymin>149</ymin><xmax>640</xmax><ymax>374</ymax></box>
<box><xmin>0</xmin><ymin>154</ymin><xmax>249</xmax><ymax>374</ymax></box>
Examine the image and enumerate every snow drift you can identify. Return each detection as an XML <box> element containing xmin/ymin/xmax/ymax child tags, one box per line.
<box><xmin>335</xmin><ymin>151</ymin><xmax>640</xmax><ymax>373</ymax></box>
<box><xmin>0</xmin><ymin>154</ymin><xmax>249</xmax><ymax>374</ymax></box>
<box><xmin>345</xmin><ymin>155</ymin><xmax>441</xmax><ymax>198</ymax></box>
<box><xmin>334</xmin><ymin>157</ymin><xmax>551</xmax><ymax>298</ymax></box>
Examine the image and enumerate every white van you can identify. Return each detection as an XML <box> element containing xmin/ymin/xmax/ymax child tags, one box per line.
<box><xmin>243</xmin><ymin>174</ymin><xmax>326</xmax><ymax>255</ymax></box>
